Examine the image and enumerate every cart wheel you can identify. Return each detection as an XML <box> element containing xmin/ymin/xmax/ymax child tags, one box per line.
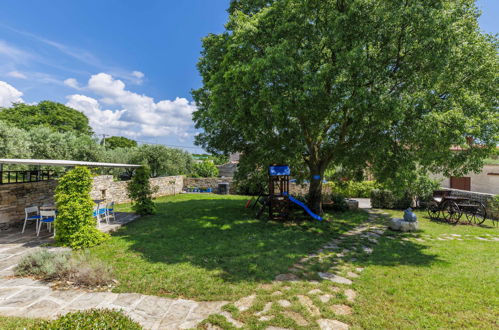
<box><xmin>443</xmin><ymin>200</ymin><xmax>461</xmax><ymax>224</ymax></box>
<box><xmin>427</xmin><ymin>200</ymin><xmax>441</xmax><ymax>220</ymax></box>
<box><xmin>470</xmin><ymin>202</ymin><xmax>487</xmax><ymax>225</ymax></box>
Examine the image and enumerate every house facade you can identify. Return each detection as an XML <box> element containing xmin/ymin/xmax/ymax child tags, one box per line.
<box><xmin>430</xmin><ymin>164</ymin><xmax>499</xmax><ymax>195</ymax></box>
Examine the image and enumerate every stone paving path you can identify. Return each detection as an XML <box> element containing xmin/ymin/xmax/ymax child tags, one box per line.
<box><xmin>206</xmin><ymin>210</ymin><xmax>388</xmax><ymax>330</ymax></box>
<box><xmin>0</xmin><ymin>214</ymin><xmax>226</xmax><ymax>329</ymax></box>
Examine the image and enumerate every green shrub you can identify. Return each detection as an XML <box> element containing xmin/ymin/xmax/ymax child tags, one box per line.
<box><xmin>36</xmin><ymin>309</ymin><xmax>142</xmax><ymax>330</ymax></box>
<box><xmin>331</xmin><ymin>180</ymin><xmax>379</xmax><ymax>198</ymax></box>
<box><xmin>15</xmin><ymin>250</ymin><xmax>114</xmax><ymax>288</ymax></box>
<box><xmin>15</xmin><ymin>250</ymin><xmax>71</xmax><ymax>280</ymax></box>
<box><xmin>127</xmin><ymin>165</ymin><xmax>156</xmax><ymax>215</ymax></box>
<box><xmin>371</xmin><ymin>189</ymin><xmax>412</xmax><ymax>209</ymax></box>
<box><xmin>55</xmin><ymin>167</ymin><xmax>109</xmax><ymax>249</ymax></box>
<box><xmin>191</xmin><ymin>160</ymin><xmax>219</xmax><ymax>177</ymax></box>
<box><xmin>330</xmin><ymin>193</ymin><xmax>349</xmax><ymax>212</ymax></box>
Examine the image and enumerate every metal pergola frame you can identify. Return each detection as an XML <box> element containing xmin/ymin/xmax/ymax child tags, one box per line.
<box><xmin>0</xmin><ymin>159</ymin><xmax>141</xmax><ymax>185</ymax></box>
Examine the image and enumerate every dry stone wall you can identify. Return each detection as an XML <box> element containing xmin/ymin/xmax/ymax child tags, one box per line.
<box><xmin>0</xmin><ymin>180</ymin><xmax>57</xmax><ymax>228</ymax></box>
<box><xmin>184</xmin><ymin>177</ymin><xmax>234</xmax><ymax>193</ymax></box>
<box><xmin>0</xmin><ymin>175</ymin><xmax>184</xmax><ymax>227</ymax></box>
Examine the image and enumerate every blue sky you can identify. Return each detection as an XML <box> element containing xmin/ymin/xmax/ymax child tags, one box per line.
<box><xmin>0</xmin><ymin>0</ymin><xmax>497</xmax><ymax>153</ymax></box>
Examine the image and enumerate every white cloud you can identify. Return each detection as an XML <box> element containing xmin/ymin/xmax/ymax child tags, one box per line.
<box><xmin>132</xmin><ymin>71</ymin><xmax>144</xmax><ymax>79</ymax></box>
<box><xmin>65</xmin><ymin>73</ymin><xmax>197</xmax><ymax>140</ymax></box>
<box><xmin>6</xmin><ymin>71</ymin><xmax>27</xmax><ymax>79</ymax></box>
<box><xmin>64</xmin><ymin>78</ymin><xmax>80</xmax><ymax>89</ymax></box>
<box><xmin>0</xmin><ymin>80</ymin><xmax>23</xmax><ymax>107</ymax></box>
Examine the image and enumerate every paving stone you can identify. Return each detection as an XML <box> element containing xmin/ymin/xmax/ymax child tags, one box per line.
<box><xmin>24</xmin><ymin>299</ymin><xmax>62</xmax><ymax>318</ymax></box>
<box><xmin>277</xmin><ymin>299</ymin><xmax>292</xmax><ymax>308</ymax></box>
<box><xmin>297</xmin><ymin>295</ymin><xmax>320</xmax><ymax>316</ymax></box>
<box><xmin>0</xmin><ymin>278</ymin><xmax>42</xmax><ymax>288</ymax></box>
<box><xmin>259</xmin><ymin>283</ymin><xmax>274</xmax><ymax>290</ymax></box>
<box><xmin>220</xmin><ymin>311</ymin><xmax>244</xmax><ymax>328</ymax></box>
<box><xmin>330</xmin><ymin>286</ymin><xmax>341</xmax><ymax>293</ymax></box>
<box><xmin>1</xmin><ymin>288</ymin><xmax>50</xmax><ymax>307</ymax></box>
<box><xmin>317</xmin><ymin>319</ymin><xmax>349</xmax><ymax>330</ymax></box>
<box><xmin>308</xmin><ymin>288</ymin><xmax>323</xmax><ymax>295</ymax></box>
<box><xmin>65</xmin><ymin>292</ymin><xmax>117</xmax><ymax>311</ymax></box>
<box><xmin>331</xmin><ymin>304</ymin><xmax>353</xmax><ymax>315</ymax></box>
<box><xmin>283</xmin><ymin>310</ymin><xmax>308</xmax><ymax>326</ymax></box>
<box><xmin>255</xmin><ymin>302</ymin><xmax>273</xmax><ymax>316</ymax></box>
<box><xmin>160</xmin><ymin>299</ymin><xmax>197</xmax><ymax>326</ymax></box>
<box><xmin>108</xmin><ymin>292</ymin><xmax>143</xmax><ymax>309</ymax></box>
<box><xmin>346</xmin><ymin>272</ymin><xmax>359</xmax><ymax>279</ymax></box>
<box><xmin>205</xmin><ymin>323</ymin><xmax>224</xmax><ymax>330</ymax></box>
<box><xmin>271</xmin><ymin>291</ymin><xmax>283</xmax><ymax>296</ymax></box>
<box><xmin>130</xmin><ymin>295</ymin><xmax>175</xmax><ymax>319</ymax></box>
<box><xmin>344</xmin><ymin>289</ymin><xmax>357</xmax><ymax>303</ymax></box>
<box><xmin>318</xmin><ymin>273</ymin><xmax>352</xmax><ymax>285</ymax></box>
<box><xmin>275</xmin><ymin>273</ymin><xmax>299</xmax><ymax>282</ymax></box>
<box><xmin>259</xmin><ymin>315</ymin><xmax>275</xmax><ymax>322</ymax></box>
<box><xmin>319</xmin><ymin>294</ymin><xmax>333</xmax><ymax>303</ymax></box>
<box><xmin>0</xmin><ymin>287</ymin><xmax>22</xmax><ymax>300</ymax></box>
<box><xmin>47</xmin><ymin>290</ymin><xmax>85</xmax><ymax>304</ymax></box>
<box><xmin>234</xmin><ymin>294</ymin><xmax>256</xmax><ymax>312</ymax></box>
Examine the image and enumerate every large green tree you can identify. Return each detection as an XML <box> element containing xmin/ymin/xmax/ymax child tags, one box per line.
<box><xmin>193</xmin><ymin>0</ymin><xmax>498</xmax><ymax>213</ymax></box>
<box><xmin>0</xmin><ymin>101</ymin><xmax>93</xmax><ymax>135</ymax></box>
<box><xmin>101</xmin><ymin>136</ymin><xmax>138</xmax><ymax>149</ymax></box>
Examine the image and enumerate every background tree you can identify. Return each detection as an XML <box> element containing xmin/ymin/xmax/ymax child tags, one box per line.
<box><xmin>193</xmin><ymin>0</ymin><xmax>498</xmax><ymax>213</ymax></box>
<box><xmin>0</xmin><ymin>101</ymin><xmax>93</xmax><ymax>135</ymax></box>
<box><xmin>101</xmin><ymin>136</ymin><xmax>137</xmax><ymax>149</ymax></box>
<box><xmin>127</xmin><ymin>165</ymin><xmax>157</xmax><ymax>215</ymax></box>
<box><xmin>55</xmin><ymin>167</ymin><xmax>109</xmax><ymax>249</ymax></box>
<box><xmin>192</xmin><ymin>160</ymin><xmax>219</xmax><ymax>177</ymax></box>
<box><xmin>131</xmin><ymin>144</ymin><xmax>194</xmax><ymax>177</ymax></box>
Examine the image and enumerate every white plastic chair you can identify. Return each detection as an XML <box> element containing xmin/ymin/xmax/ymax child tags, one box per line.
<box><xmin>23</xmin><ymin>206</ymin><xmax>41</xmax><ymax>234</ymax></box>
<box><xmin>37</xmin><ymin>210</ymin><xmax>56</xmax><ymax>237</ymax></box>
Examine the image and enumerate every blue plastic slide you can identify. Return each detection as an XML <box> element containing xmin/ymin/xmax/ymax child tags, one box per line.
<box><xmin>284</xmin><ymin>193</ymin><xmax>323</xmax><ymax>221</ymax></box>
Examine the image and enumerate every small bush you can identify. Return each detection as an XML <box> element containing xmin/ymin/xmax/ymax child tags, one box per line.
<box><xmin>331</xmin><ymin>180</ymin><xmax>380</xmax><ymax>198</ymax></box>
<box><xmin>36</xmin><ymin>309</ymin><xmax>142</xmax><ymax>330</ymax></box>
<box><xmin>371</xmin><ymin>189</ymin><xmax>412</xmax><ymax>209</ymax></box>
<box><xmin>330</xmin><ymin>193</ymin><xmax>349</xmax><ymax>212</ymax></box>
<box><xmin>55</xmin><ymin>166</ymin><xmax>109</xmax><ymax>249</ymax></box>
<box><xmin>15</xmin><ymin>250</ymin><xmax>114</xmax><ymax>288</ymax></box>
<box><xmin>127</xmin><ymin>165</ymin><xmax>157</xmax><ymax>215</ymax></box>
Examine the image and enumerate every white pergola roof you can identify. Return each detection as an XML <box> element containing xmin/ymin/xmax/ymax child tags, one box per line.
<box><xmin>0</xmin><ymin>159</ymin><xmax>141</xmax><ymax>168</ymax></box>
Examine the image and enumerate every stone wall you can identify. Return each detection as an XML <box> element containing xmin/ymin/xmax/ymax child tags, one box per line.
<box><xmin>0</xmin><ymin>175</ymin><xmax>184</xmax><ymax>227</ymax></box>
<box><xmin>0</xmin><ymin>180</ymin><xmax>57</xmax><ymax>227</ymax></box>
<box><xmin>91</xmin><ymin>175</ymin><xmax>184</xmax><ymax>204</ymax></box>
<box><xmin>184</xmin><ymin>177</ymin><xmax>234</xmax><ymax>194</ymax></box>
<box><xmin>289</xmin><ymin>182</ymin><xmax>332</xmax><ymax>197</ymax></box>
<box><xmin>442</xmin><ymin>188</ymin><xmax>498</xmax><ymax>220</ymax></box>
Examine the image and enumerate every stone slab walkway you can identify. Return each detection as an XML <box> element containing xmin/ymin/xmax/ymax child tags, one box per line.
<box><xmin>0</xmin><ymin>214</ymin><xmax>227</xmax><ymax>329</ymax></box>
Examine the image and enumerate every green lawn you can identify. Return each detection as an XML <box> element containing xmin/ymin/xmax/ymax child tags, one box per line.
<box><xmin>89</xmin><ymin>194</ymin><xmax>366</xmax><ymax>301</ymax></box>
<box><xmin>351</xmin><ymin>209</ymin><xmax>499</xmax><ymax>329</ymax></box>
<box><xmin>0</xmin><ymin>316</ymin><xmax>41</xmax><ymax>329</ymax></box>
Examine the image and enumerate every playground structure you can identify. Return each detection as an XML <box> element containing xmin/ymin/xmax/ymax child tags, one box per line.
<box><xmin>253</xmin><ymin>165</ymin><xmax>323</xmax><ymax>221</ymax></box>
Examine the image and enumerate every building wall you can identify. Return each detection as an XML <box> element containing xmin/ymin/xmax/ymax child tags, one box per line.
<box><xmin>431</xmin><ymin>165</ymin><xmax>499</xmax><ymax>195</ymax></box>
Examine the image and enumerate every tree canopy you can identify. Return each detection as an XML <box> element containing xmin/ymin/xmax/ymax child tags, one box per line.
<box><xmin>102</xmin><ymin>136</ymin><xmax>138</xmax><ymax>149</ymax></box>
<box><xmin>193</xmin><ymin>0</ymin><xmax>499</xmax><ymax>213</ymax></box>
<box><xmin>0</xmin><ymin>101</ymin><xmax>93</xmax><ymax>135</ymax></box>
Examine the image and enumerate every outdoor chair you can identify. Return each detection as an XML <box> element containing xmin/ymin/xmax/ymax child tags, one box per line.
<box><xmin>98</xmin><ymin>204</ymin><xmax>108</xmax><ymax>224</ymax></box>
<box><xmin>23</xmin><ymin>206</ymin><xmax>41</xmax><ymax>234</ymax></box>
<box><xmin>105</xmin><ymin>201</ymin><xmax>115</xmax><ymax>223</ymax></box>
<box><xmin>37</xmin><ymin>210</ymin><xmax>56</xmax><ymax>237</ymax></box>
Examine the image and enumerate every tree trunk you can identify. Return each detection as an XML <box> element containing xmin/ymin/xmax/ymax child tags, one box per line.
<box><xmin>307</xmin><ymin>165</ymin><xmax>324</xmax><ymax>216</ymax></box>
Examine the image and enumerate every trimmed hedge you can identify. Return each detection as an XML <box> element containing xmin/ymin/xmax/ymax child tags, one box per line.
<box><xmin>370</xmin><ymin>189</ymin><xmax>412</xmax><ymax>209</ymax></box>
<box><xmin>36</xmin><ymin>309</ymin><xmax>142</xmax><ymax>329</ymax></box>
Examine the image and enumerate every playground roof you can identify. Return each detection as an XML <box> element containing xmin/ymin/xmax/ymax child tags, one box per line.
<box><xmin>0</xmin><ymin>159</ymin><xmax>141</xmax><ymax>168</ymax></box>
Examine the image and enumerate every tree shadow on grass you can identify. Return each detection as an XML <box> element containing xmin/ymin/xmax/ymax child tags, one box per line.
<box><xmin>109</xmin><ymin>196</ymin><xmax>366</xmax><ymax>283</ymax></box>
